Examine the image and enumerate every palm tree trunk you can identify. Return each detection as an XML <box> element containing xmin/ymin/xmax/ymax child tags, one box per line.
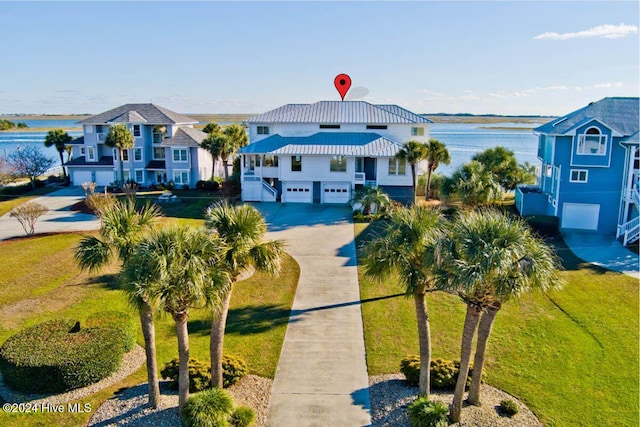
<box><xmin>210</xmin><ymin>287</ymin><xmax>233</xmax><ymax>388</ymax></box>
<box><xmin>139</xmin><ymin>302</ymin><xmax>161</xmax><ymax>408</ymax></box>
<box><xmin>450</xmin><ymin>302</ymin><xmax>482</xmax><ymax>423</ymax></box>
<box><xmin>175</xmin><ymin>313</ymin><xmax>190</xmax><ymax>415</ymax></box>
<box><xmin>58</xmin><ymin>150</ymin><xmax>67</xmax><ymax>179</ymax></box>
<box><xmin>425</xmin><ymin>167</ymin><xmax>433</xmax><ymax>200</ymax></box>
<box><xmin>411</xmin><ymin>164</ymin><xmax>417</xmax><ymax>203</ymax></box>
<box><xmin>414</xmin><ymin>288</ymin><xmax>431</xmax><ymax>397</ymax></box>
<box><xmin>468</xmin><ymin>304</ymin><xmax>500</xmax><ymax>406</ymax></box>
<box><xmin>118</xmin><ymin>148</ymin><xmax>124</xmax><ymax>186</ymax></box>
<box><xmin>211</xmin><ymin>157</ymin><xmax>216</xmax><ymax>180</ymax></box>
<box><xmin>222</xmin><ymin>159</ymin><xmax>229</xmax><ymax>180</ymax></box>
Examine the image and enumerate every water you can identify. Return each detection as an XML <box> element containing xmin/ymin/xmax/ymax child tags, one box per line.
<box><xmin>0</xmin><ymin>119</ymin><xmax>541</xmax><ymax>176</ymax></box>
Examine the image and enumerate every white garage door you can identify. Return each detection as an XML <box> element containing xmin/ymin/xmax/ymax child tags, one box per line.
<box><xmin>322</xmin><ymin>183</ymin><xmax>351</xmax><ymax>204</ymax></box>
<box><xmin>282</xmin><ymin>182</ymin><xmax>312</xmax><ymax>203</ymax></box>
<box><xmin>95</xmin><ymin>170</ymin><xmax>114</xmax><ymax>186</ymax></box>
<box><xmin>72</xmin><ymin>170</ymin><xmax>92</xmax><ymax>186</ymax></box>
<box><xmin>562</xmin><ymin>203</ymin><xmax>599</xmax><ymax>230</ymax></box>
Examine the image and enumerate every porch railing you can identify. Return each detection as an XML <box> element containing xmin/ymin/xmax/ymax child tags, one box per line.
<box><xmin>617</xmin><ymin>216</ymin><xmax>640</xmax><ymax>245</ymax></box>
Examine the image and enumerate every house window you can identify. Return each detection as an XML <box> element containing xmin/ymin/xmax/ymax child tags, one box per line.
<box><xmin>87</xmin><ymin>147</ymin><xmax>95</xmax><ymax>161</ymax></box>
<box><xmin>320</xmin><ymin>124</ymin><xmax>341</xmax><ymax>129</ymax></box>
<box><xmin>570</xmin><ymin>169</ymin><xmax>588</xmax><ymax>183</ymax></box>
<box><xmin>257</xmin><ymin>126</ymin><xmax>269</xmax><ymax>135</ymax></box>
<box><xmin>173</xmin><ymin>148</ymin><xmax>188</xmax><ymax>162</ymax></box>
<box><xmin>367</xmin><ymin>125</ymin><xmax>387</xmax><ymax>130</ymax></box>
<box><xmin>80</xmin><ymin>147</ymin><xmax>85</xmax><ymax>156</ymax></box>
<box><xmin>577</xmin><ymin>127</ymin><xmax>607</xmax><ymax>155</ymax></box>
<box><xmin>133</xmin><ymin>148</ymin><xmax>143</xmax><ymax>162</ymax></box>
<box><xmin>330</xmin><ymin>155</ymin><xmax>347</xmax><ymax>172</ymax></box>
<box><xmin>545</xmin><ymin>165</ymin><xmax>553</xmax><ymax>177</ymax></box>
<box><xmin>291</xmin><ymin>156</ymin><xmax>302</xmax><ymax>172</ymax></box>
<box><xmin>173</xmin><ymin>170</ymin><xmax>189</xmax><ymax>185</ymax></box>
<box><xmin>132</xmin><ymin>125</ymin><xmax>141</xmax><ymax>137</ymax></box>
<box><xmin>123</xmin><ymin>169</ymin><xmax>131</xmax><ymax>182</ymax></box>
<box><xmin>84</xmin><ymin>125</ymin><xmax>93</xmax><ymax>133</ymax></box>
<box><xmin>135</xmin><ymin>169</ymin><xmax>144</xmax><ymax>183</ymax></box>
<box><xmin>122</xmin><ymin>149</ymin><xmax>129</xmax><ymax>161</ymax></box>
<box><xmin>389</xmin><ymin>158</ymin><xmax>407</xmax><ymax>175</ymax></box>
<box><xmin>95</xmin><ymin>125</ymin><xmax>104</xmax><ymax>133</ymax></box>
<box><xmin>153</xmin><ymin>147</ymin><xmax>165</xmax><ymax>160</ymax></box>
<box><xmin>411</xmin><ymin>127</ymin><xmax>425</xmax><ymax>136</ymax></box>
<box><xmin>263</xmin><ymin>155</ymin><xmax>279</xmax><ymax>167</ymax></box>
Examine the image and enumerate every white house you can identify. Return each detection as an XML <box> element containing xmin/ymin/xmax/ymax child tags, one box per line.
<box><xmin>239</xmin><ymin>101</ymin><xmax>432</xmax><ymax>204</ymax></box>
<box><xmin>66</xmin><ymin>104</ymin><xmax>213</xmax><ymax>188</ymax></box>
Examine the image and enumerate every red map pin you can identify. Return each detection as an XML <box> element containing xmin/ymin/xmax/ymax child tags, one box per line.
<box><xmin>334</xmin><ymin>74</ymin><xmax>352</xmax><ymax>101</ymax></box>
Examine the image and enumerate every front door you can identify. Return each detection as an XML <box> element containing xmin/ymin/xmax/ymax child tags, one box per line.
<box><xmin>364</xmin><ymin>158</ymin><xmax>377</xmax><ymax>181</ymax></box>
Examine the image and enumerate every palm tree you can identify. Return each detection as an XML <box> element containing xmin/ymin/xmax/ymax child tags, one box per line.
<box><xmin>221</xmin><ymin>124</ymin><xmax>249</xmax><ymax>180</ymax></box>
<box><xmin>396</xmin><ymin>140</ymin><xmax>428</xmax><ymax>203</ymax></box>
<box><xmin>362</xmin><ymin>205</ymin><xmax>443</xmax><ymax>397</ymax></box>
<box><xmin>424</xmin><ymin>139</ymin><xmax>450</xmax><ymax>200</ymax></box>
<box><xmin>350</xmin><ymin>186</ymin><xmax>392</xmax><ymax>216</ymax></box>
<box><xmin>44</xmin><ymin>129</ymin><xmax>72</xmax><ymax>180</ymax></box>
<box><xmin>74</xmin><ymin>199</ymin><xmax>162</xmax><ymax>408</ymax></box>
<box><xmin>104</xmin><ymin>124</ymin><xmax>135</xmax><ymax>186</ymax></box>
<box><xmin>122</xmin><ymin>225</ymin><xmax>229</xmax><ymax>415</ymax></box>
<box><xmin>201</xmin><ymin>131</ymin><xmax>225</xmax><ymax>180</ymax></box>
<box><xmin>205</xmin><ymin>202</ymin><xmax>284</xmax><ymax>388</ymax></box>
<box><xmin>434</xmin><ymin>209</ymin><xmax>561</xmax><ymax>422</ymax></box>
<box><xmin>447</xmin><ymin>161</ymin><xmax>504</xmax><ymax>207</ymax></box>
<box><xmin>203</xmin><ymin>122</ymin><xmax>221</xmax><ymax>134</ymax></box>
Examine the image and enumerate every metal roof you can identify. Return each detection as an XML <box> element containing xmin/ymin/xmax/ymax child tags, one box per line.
<box><xmin>535</xmin><ymin>97</ymin><xmax>639</xmax><ymax>136</ymax></box>
<box><xmin>239</xmin><ymin>132</ymin><xmax>404</xmax><ymax>157</ymax></box>
<box><xmin>79</xmin><ymin>104</ymin><xmax>198</xmax><ymax>125</ymax></box>
<box><xmin>160</xmin><ymin>127</ymin><xmax>207</xmax><ymax>147</ymax></box>
<box><xmin>247</xmin><ymin>101</ymin><xmax>432</xmax><ymax>124</ymax></box>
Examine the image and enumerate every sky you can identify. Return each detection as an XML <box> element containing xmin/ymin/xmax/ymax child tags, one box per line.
<box><xmin>0</xmin><ymin>1</ymin><xmax>638</xmax><ymax>116</ymax></box>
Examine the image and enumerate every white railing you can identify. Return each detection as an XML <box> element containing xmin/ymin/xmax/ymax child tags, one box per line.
<box><xmin>355</xmin><ymin>172</ymin><xmax>365</xmax><ymax>183</ymax></box>
<box><xmin>244</xmin><ymin>175</ymin><xmax>260</xmax><ymax>182</ymax></box>
<box><xmin>262</xmin><ymin>181</ymin><xmax>277</xmax><ymax>198</ymax></box>
<box><xmin>364</xmin><ymin>180</ymin><xmax>377</xmax><ymax>188</ymax></box>
<box><xmin>97</xmin><ymin>133</ymin><xmax>106</xmax><ymax>142</ymax></box>
<box><xmin>618</xmin><ymin>216</ymin><xmax>640</xmax><ymax>245</ymax></box>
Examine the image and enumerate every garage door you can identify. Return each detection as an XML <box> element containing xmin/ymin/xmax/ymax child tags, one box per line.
<box><xmin>282</xmin><ymin>182</ymin><xmax>312</xmax><ymax>203</ymax></box>
<box><xmin>71</xmin><ymin>170</ymin><xmax>92</xmax><ymax>186</ymax></box>
<box><xmin>95</xmin><ymin>170</ymin><xmax>114</xmax><ymax>186</ymax></box>
<box><xmin>322</xmin><ymin>183</ymin><xmax>351</xmax><ymax>204</ymax></box>
<box><xmin>562</xmin><ymin>203</ymin><xmax>599</xmax><ymax>230</ymax></box>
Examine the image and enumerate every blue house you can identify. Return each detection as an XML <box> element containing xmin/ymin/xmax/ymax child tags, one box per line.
<box><xmin>516</xmin><ymin>97</ymin><xmax>639</xmax><ymax>245</ymax></box>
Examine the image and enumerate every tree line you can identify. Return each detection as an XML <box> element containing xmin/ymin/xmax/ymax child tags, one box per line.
<box><xmin>0</xmin><ymin>119</ymin><xmax>28</xmax><ymax>131</ymax></box>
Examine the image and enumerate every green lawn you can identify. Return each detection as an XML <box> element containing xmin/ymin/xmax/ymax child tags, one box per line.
<box><xmin>0</xmin><ymin>192</ymin><xmax>299</xmax><ymax>427</ymax></box>
<box><xmin>0</xmin><ymin>186</ymin><xmax>60</xmax><ymax>216</ymax></box>
<box><xmin>356</xmin><ymin>222</ymin><xmax>639</xmax><ymax>427</ymax></box>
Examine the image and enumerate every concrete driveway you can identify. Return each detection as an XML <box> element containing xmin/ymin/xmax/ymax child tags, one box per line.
<box><xmin>0</xmin><ymin>187</ymin><xmax>100</xmax><ymax>241</ymax></box>
<box><xmin>252</xmin><ymin>203</ymin><xmax>371</xmax><ymax>427</ymax></box>
<box><xmin>562</xmin><ymin>230</ymin><xmax>639</xmax><ymax>279</ymax></box>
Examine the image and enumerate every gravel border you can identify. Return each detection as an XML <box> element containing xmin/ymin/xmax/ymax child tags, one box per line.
<box><xmin>0</xmin><ymin>345</ymin><xmax>145</xmax><ymax>406</ymax></box>
<box><xmin>369</xmin><ymin>374</ymin><xmax>542</xmax><ymax>427</ymax></box>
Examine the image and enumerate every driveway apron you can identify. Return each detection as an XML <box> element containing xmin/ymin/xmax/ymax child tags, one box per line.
<box><xmin>254</xmin><ymin>203</ymin><xmax>371</xmax><ymax>427</ymax></box>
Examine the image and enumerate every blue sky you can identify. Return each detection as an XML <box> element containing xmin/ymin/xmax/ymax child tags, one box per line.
<box><xmin>1</xmin><ymin>1</ymin><xmax>638</xmax><ymax>115</ymax></box>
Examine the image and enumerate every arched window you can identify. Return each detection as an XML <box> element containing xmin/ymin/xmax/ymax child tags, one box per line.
<box><xmin>577</xmin><ymin>126</ymin><xmax>607</xmax><ymax>155</ymax></box>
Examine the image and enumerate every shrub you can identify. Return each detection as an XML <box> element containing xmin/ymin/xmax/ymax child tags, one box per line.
<box><xmin>161</xmin><ymin>358</ymin><xmax>212</xmax><ymax>392</ymax></box>
<box><xmin>85</xmin><ymin>192</ymin><xmax>117</xmax><ymax>215</ymax></box>
<box><xmin>182</xmin><ymin>387</ymin><xmax>234</xmax><ymax>427</ymax></box>
<box><xmin>400</xmin><ymin>355</ymin><xmax>420</xmax><ymax>386</ymax></box>
<box><xmin>222</xmin><ymin>179</ymin><xmax>241</xmax><ymax>197</ymax></box>
<box><xmin>500</xmin><ymin>399</ymin><xmax>519</xmax><ymax>417</ymax></box>
<box><xmin>197</xmin><ymin>180</ymin><xmax>221</xmax><ymax>192</ymax></box>
<box><xmin>0</xmin><ymin>319</ymin><xmax>124</xmax><ymax>393</ymax></box>
<box><xmin>230</xmin><ymin>406</ymin><xmax>256</xmax><ymax>427</ymax></box>
<box><xmin>407</xmin><ymin>397</ymin><xmax>449</xmax><ymax>427</ymax></box>
<box><xmin>9</xmin><ymin>201</ymin><xmax>48</xmax><ymax>235</ymax></box>
<box><xmin>222</xmin><ymin>355</ymin><xmax>248</xmax><ymax>388</ymax></box>
<box><xmin>400</xmin><ymin>355</ymin><xmax>473</xmax><ymax>390</ymax></box>
<box><xmin>85</xmin><ymin>311</ymin><xmax>136</xmax><ymax>352</ymax></box>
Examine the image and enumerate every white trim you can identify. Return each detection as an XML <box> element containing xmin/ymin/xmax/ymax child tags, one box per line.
<box><xmin>87</xmin><ymin>146</ymin><xmax>96</xmax><ymax>161</ymax></box>
<box><xmin>173</xmin><ymin>169</ymin><xmax>190</xmax><ymax>185</ymax></box>
<box><xmin>569</xmin><ymin>169</ymin><xmax>588</xmax><ymax>183</ymax></box>
<box><xmin>153</xmin><ymin>146</ymin><xmax>165</xmax><ymax>160</ymax></box>
<box><xmin>132</xmin><ymin>124</ymin><xmax>142</xmax><ymax>138</ymax></box>
<box><xmin>172</xmin><ymin>148</ymin><xmax>188</xmax><ymax>163</ymax></box>
<box><xmin>133</xmin><ymin>147</ymin><xmax>143</xmax><ymax>162</ymax></box>
<box><xmin>134</xmin><ymin>168</ymin><xmax>145</xmax><ymax>184</ymax></box>
<box><xmin>122</xmin><ymin>149</ymin><xmax>130</xmax><ymax>162</ymax></box>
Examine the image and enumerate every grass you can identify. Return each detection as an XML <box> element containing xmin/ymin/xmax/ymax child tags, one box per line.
<box><xmin>0</xmin><ymin>192</ymin><xmax>299</xmax><ymax>427</ymax></box>
<box><xmin>0</xmin><ymin>186</ymin><xmax>60</xmax><ymax>216</ymax></box>
<box><xmin>355</xmin><ymin>221</ymin><xmax>639</xmax><ymax>427</ymax></box>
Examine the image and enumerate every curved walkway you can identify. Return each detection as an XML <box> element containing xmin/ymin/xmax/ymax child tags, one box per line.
<box><xmin>254</xmin><ymin>203</ymin><xmax>371</xmax><ymax>427</ymax></box>
<box><xmin>0</xmin><ymin>187</ymin><xmax>100</xmax><ymax>241</ymax></box>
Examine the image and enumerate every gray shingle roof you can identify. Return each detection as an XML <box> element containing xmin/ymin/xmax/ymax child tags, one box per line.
<box><xmin>160</xmin><ymin>127</ymin><xmax>208</xmax><ymax>147</ymax></box>
<box><xmin>65</xmin><ymin>156</ymin><xmax>114</xmax><ymax>167</ymax></box>
<box><xmin>535</xmin><ymin>97</ymin><xmax>639</xmax><ymax>136</ymax></box>
<box><xmin>247</xmin><ymin>101</ymin><xmax>432</xmax><ymax>124</ymax></box>
<box><xmin>79</xmin><ymin>104</ymin><xmax>198</xmax><ymax>125</ymax></box>
<box><xmin>239</xmin><ymin>132</ymin><xmax>404</xmax><ymax>157</ymax></box>
<box><xmin>68</xmin><ymin>136</ymin><xmax>84</xmax><ymax>145</ymax></box>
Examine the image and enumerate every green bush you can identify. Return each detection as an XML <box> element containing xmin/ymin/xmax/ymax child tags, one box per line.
<box><xmin>400</xmin><ymin>355</ymin><xmax>473</xmax><ymax>390</ymax></box>
<box><xmin>223</xmin><ymin>355</ymin><xmax>248</xmax><ymax>388</ymax></box>
<box><xmin>500</xmin><ymin>399</ymin><xmax>519</xmax><ymax>417</ymax></box>
<box><xmin>230</xmin><ymin>406</ymin><xmax>255</xmax><ymax>427</ymax></box>
<box><xmin>182</xmin><ymin>387</ymin><xmax>234</xmax><ymax>427</ymax></box>
<box><xmin>161</xmin><ymin>358</ymin><xmax>212</xmax><ymax>392</ymax></box>
<box><xmin>0</xmin><ymin>319</ymin><xmax>124</xmax><ymax>393</ymax></box>
<box><xmin>407</xmin><ymin>396</ymin><xmax>449</xmax><ymax>427</ymax></box>
<box><xmin>86</xmin><ymin>311</ymin><xmax>136</xmax><ymax>352</ymax></box>
<box><xmin>196</xmin><ymin>180</ymin><xmax>221</xmax><ymax>192</ymax></box>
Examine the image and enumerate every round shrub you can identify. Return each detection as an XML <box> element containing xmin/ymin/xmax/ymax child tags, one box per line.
<box><xmin>407</xmin><ymin>396</ymin><xmax>449</xmax><ymax>427</ymax></box>
<box><xmin>182</xmin><ymin>387</ymin><xmax>234</xmax><ymax>427</ymax></box>
<box><xmin>400</xmin><ymin>355</ymin><xmax>420</xmax><ymax>386</ymax></box>
<box><xmin>161</xmin><ymin>358</ymin><xmax>211</xmax><ymax>392</ymax></box>
<box><xmin>197</xmin><ymin>180</ymin><xmax>221</xmax><ymax>192</ymax></box>
<box><xmin>0</xmin><ymin>319</ymin><xmax>124</xmax><ymax>393</ymax></box>
<box><xmin>400</xmin><ymin>355</ymin><xmax>473</xmax><ymax>390</ymax></box>
<box><xmin>222</xmin><ymin>355</ymin><xmax>248</xmax><ymax>388</ymax></box>
<box><xmin>85</xmin><ymin>311</ymin><xmax>136</xmax><ymax>352</ymax></box>
<box><xmin>500</xmin><ymin>399</ymin><xmax>519</xmax><ymax>417</ymax></box>
<box><xmin>230</xmin><ymin>406</ymin><xmax>255</xmax><ymax>427</ymax></box>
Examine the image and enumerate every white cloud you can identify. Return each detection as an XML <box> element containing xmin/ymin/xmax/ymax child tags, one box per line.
<box><xmin>593</xmin><ymin>82</ymin><xmax>623</xmax><ymax>89</ymax></box>
<box><xmin>422</xmin><ymin>89</ymin><xmax>479</xmax><ymax>102</ymax></box>
<box><xmin>534</xmin><ymin>23</ymin><xmax>638</xmax><ymax>40</ymax></box>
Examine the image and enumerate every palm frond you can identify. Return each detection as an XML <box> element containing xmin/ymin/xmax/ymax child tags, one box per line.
<box><xmin>75</xmin><ymin>235</ymin><xmax>112</xmax><ymax>272</ymax></box>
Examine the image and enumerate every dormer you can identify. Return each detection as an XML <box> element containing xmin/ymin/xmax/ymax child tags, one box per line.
<box><xmin>570</xmin><ymin>119</ymin><xmax>615</xmax><ymax>168</ymax></box>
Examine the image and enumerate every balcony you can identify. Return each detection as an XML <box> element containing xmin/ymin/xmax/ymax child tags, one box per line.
<box><xmin>354</xmin><ymin>172</ymin><xmax>365</xmax><ymax>184</ymax></box>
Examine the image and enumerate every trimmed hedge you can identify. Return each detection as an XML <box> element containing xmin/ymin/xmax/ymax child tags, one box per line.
<box><xmin>222</xmin><ymin>355</ymin><xmax>248</xmax><ymax>388</ymax></box>
<box><xmin>0</xmin><ymin>319</ymin><xmax>124</xmax><ymax>393</ymax></box>
<box><xmin>85</xmin><ymin>311</ymin><xmax>136</xmax><ymax>352</ymax></box>
<box><xmin>400</xmin><ymin>355</ymin><xmax>473</xmax><ymax>390</ymax></box>
<box><xmin>162</xmin><ymin>355</ymin><xmax>249</xmax><ymax>391</ymax></box>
